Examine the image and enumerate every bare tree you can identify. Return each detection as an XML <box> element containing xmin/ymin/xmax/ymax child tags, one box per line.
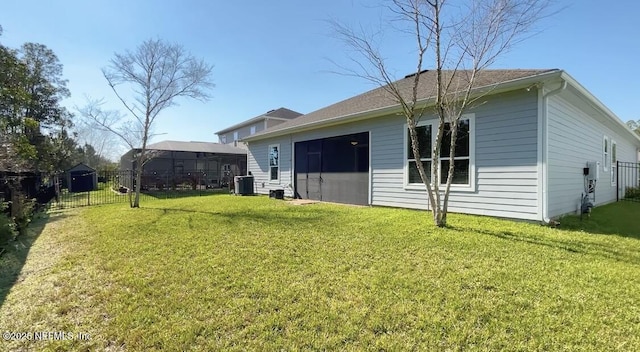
<box><xmin>84</xmin><ymin>39</ymin><xmax>214</xmax><ymax>207</ymax></box>
<box><xmin>74</xmin><ymin>102</ymin><xmax>122</xmax><ymax>162</ymax></box>
<box><xmin>627</xmin><ymin>119</ymin><xmax>640</xmax><ymax>136</ymax></box>
<box><xmin>333</xmin><ymin>0</ymin><xmax>552</xmax><ymax>227</ymax></box>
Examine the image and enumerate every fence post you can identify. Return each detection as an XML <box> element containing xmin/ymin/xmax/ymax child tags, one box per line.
<box><xmin>616</xmin><ymin>160</ymin><xmax>619</xmax><ymax>202</ymax></box>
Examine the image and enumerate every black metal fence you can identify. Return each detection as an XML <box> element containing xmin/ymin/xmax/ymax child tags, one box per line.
<box><xmin>617</xmin><ymin>161</ymin><xmax>640</xmax><ymax>202</ymax></box>
<box><xmin>2</xmin><ymin>170</ymin><xmax>233</xmax><ymax>212</ymax></box>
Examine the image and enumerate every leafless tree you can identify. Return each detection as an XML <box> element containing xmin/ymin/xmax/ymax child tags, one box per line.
<box><xmin>74</xmin><ymin>102</ymin><xmax>122</xmax><ymax>162</ymax></box>
<box><xmin>83</xmin><ymin>39</ymin><xmax>214</xmax><ymax>207</ymax></box>
<box><xmin>333</xmin><ymin>0</ymin><xmax>553</xmax><ymax>227</ymax></box>
<box><xmin>627</xmin><ymin>120</ymin><xmax>640</xmax><ymax>136</ymax></box>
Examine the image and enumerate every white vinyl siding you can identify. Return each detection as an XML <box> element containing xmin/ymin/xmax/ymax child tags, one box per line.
<box><xmin>546</xmin><ymin>91</ymin><xmax>639</xmax><ymax>218</ymax></box>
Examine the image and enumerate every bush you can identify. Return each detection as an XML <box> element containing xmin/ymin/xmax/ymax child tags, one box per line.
<box><xmin>625</xmin><ymin>186</ymin><xmax>640</xmax><ymax>200</ymax></box>
<box><xmin>0</xmin><ymin>203</ymin><xmax>16</xmax><ymax>246</ymax></box>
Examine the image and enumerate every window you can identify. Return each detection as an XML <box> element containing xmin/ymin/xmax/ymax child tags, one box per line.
<box><xmin>603</xmin><ymin>136</ymin><xmax>609</xmax><ymax>172</ymax></box>
<box><xmin>611</xmin><ymin>140</ymin><xmax>617</xmax><ymax>186</ymax></box>
<box><xmin>407</xmin><ymin>125</ymin><xmax>432</xmax><ymax>183</ymax></box>
<box><xmin>220</xmin><ymin>135</ymin><xmax>226</xmax><ymax>144</ymax></box>
<box><xmin>233</xmin><ymin>131</ymin><xmax>239</xmax><ymax>141</ymax></box>
<box><xmin>406</xmin><ymin>114</ymin><xmax>474</xmax><ymax>188</ymax></box>
<box><xmin>250</xmin><ymin>126</ymin><xmax>256</xmax><ymax>135</ymax></box>
<box><xmin>268</xmin><ymin>144</ymin><xmax>279</xmax><ymax>182</ymax></box>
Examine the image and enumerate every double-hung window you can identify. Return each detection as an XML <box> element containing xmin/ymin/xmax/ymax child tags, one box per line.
<box><xmin>611</xmin><ymin>140</ymin><xmax>617</xmax><ymax>186</ymax></box>
<box><xmin>268</xmin><ymin>144</ymin><xmax>279</xmax><ymax>182</ymax></box>
<box><xmin>406</xmin><ymin>114</ymin><xmax>474</xmax><ymax>189</ymax></box>
<box><xmin>603</xmin><ymin>136</ymin><xmax>610</xmax><ymax>172</ymax></box>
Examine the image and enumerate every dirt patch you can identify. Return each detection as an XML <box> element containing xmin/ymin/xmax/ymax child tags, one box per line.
<box><xmin>285</xmin><ymin>199</ymin><xmax>320</xmax><ymax>206</ymax></box>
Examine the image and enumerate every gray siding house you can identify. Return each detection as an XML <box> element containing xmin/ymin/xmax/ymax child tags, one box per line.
<box><xmin>215</xmin><ymin>107</ymin><xmax>303</xmax><ymax>148</ymax></box>
<box><xmin>242</xmin><ymin>69</ymin><xmax>640</xmax><ymax>221</ymax></box>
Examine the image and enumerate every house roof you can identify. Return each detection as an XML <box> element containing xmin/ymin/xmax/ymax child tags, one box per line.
<box><xmin>215</xmin><ymin>107</ymin><xmax>303</xmax><ymax>134</ymax></box>
<box><xmin>67</xmin><ymin>163</ymin><xmax>96</xmax><ymax>172</ymax></box>
<box><xmin>244</xmin><ymin>69</ymin><xmax>560</xmax><ymax>141</ymax></box>
<box><xmin>143</xmin><ymin>140</ymin><xmax>247</xmax><ymax>155</ymax></box>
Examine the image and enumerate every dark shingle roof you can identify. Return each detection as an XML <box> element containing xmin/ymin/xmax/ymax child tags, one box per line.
<box><xmin>246</xmin><ymin>69</ymin><xmax>560</xmax><ymax>140</ymax></box>
<box><xmin>144</xmin><ymin>140</ymin><xmax>247</xmax><ymax>154</ymax></box>
<box><xmin>215</xmin><ymin>107</ymin><xmax>303</xmax><ymax>134</ymax></box>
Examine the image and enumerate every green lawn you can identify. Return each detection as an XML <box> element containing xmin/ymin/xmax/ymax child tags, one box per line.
<box><xmin>1</xmin><ymin>196</ymin><xmax>639</xmax><ymax>351</ymax></box>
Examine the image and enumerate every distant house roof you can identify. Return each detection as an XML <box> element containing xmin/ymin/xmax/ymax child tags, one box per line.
<box><xmin>67</xmin><ymin>163</ymin><xmax>96</xmax><ymax>172</ymax></box>
<box><xmin>215</xmin><ymin>107</ymin><xmax>303</xmax><ymax>135</ymax></box>
<box><xmin>143</xmin><ymin>140</ymin><xmax>247</xmax><ymax>155</ymax></box>
<box><xmin>244</xmin><ymin>69</ymin><xmax>560</xmax><ymax>141</ymax></box>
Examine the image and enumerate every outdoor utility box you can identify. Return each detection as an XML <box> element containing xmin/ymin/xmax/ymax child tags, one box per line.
<box><xmin>585</xmin><ymin>161</ymin><xmax>600</xmax><ymax>181</ymax></box>
<box><xmin>234</xmin><ymin>176</ymin><xmax>254</xmax><ymax>196</ymax></box>
<box><xmin>269</xmin><ymin>189</ymin><xmax>284</xmax><ymax>200</ymax></box>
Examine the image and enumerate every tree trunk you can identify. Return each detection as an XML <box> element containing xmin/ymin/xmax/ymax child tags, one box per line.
<box><xmin>133</xmin><ymin>165</ymin><xmax>142</xmax><ymax>207</ymax></box>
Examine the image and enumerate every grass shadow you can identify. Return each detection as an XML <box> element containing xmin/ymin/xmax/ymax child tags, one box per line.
<box><xmin>0</xmin><ymin>211</ymin><xmax>68</xmax><ymax>309</ymax></box>
<box><xmin>141</xmin><ymin>201</ymin><xmax>343</xmax><ymax>228</ymax></box>
<box><xmin>558</xmin><ymin>201</ymin><xmax>640</xmax><ymax>239</ymax></box>
<box><xmin>141</xmin><ymin>188</ymin><xmax>231</xmax><ymax>200</ymax></box>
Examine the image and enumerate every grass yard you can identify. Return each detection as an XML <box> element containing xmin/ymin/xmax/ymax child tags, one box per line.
<box><xmin>0</xmin><ymin>196</ymin><xmax>639</xmax><ymax>351</ymax></box>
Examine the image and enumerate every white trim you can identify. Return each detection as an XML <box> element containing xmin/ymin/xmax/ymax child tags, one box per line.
<box><xmin>368</xmin><ymin>130</ymin><xmax>372</xmax><ymax>205</ymax></box>
<box><xmin>403</xmin><ymin>113</ymin><xmax>476</xmax><ymax>192</ymax></box>
<box><xmin>290</xmin><ymin>138</ymin><xmax>295</xmax><ymax>196</ymax></box>
<box><xmin>268</xmin><ymin>143</ymin><xmax>280</xmax><ymax>183</ymax></box>
<box><xmin>536</xmin><ymin>87</ymin><xmax>544</xmax><ymax>221</ymax></box>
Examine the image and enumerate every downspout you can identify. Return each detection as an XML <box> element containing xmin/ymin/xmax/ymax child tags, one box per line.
<box><xmin>541</xmin><ymin>80</ymin><xmax>567</xmax><ymax>223</ymax></box>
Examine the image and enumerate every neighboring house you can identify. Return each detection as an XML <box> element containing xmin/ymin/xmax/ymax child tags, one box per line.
<box><xmin>120</xmin><ymin>140</ymin><xmax>247</xmax><ymax>189</ymax></box>
<box><xmin>215</xmin><ymin>107</ymin><xmax>303</xmax><ymax>148</ymax></box>
<box><xmin>242</xmin><ymin>69</ymin><xmax>640</xmax><ymax>222</ymax></box>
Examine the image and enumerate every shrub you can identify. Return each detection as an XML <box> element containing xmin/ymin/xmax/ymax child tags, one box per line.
<box><xmin>0</xmin><ymin>203</ymin><xmax>16</xmax><ymax>245</ymax></box>
<box><xmin>625</xmin><ymin>186</ymin><xmax>640</xmax><ymax>200</ymax></box>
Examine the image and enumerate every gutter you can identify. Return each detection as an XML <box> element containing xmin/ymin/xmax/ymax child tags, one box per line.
<box><xmin>559</xmin><ymin>72</ymin><xmax>640</xmax><ymax>144</ymax></box>
<box><xmin>244</xmin><ymin>70</ymin><xmax>564</xmax><ymax>142</ymax></box>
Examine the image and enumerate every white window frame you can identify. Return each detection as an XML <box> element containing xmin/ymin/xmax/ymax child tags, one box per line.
<box><xmin>220</xmin><ymin>135</ymin><xmax>227</xmax><ymax>144</ymax></box>
<box><xmin>611</xmin><ymin>139</ymin><xmax>617</xmax><ymax>186</ymax></box>
<box><xmin>250</xmin><ymin>126</ymin><xmax>256</xmax><ymax>135</ymax></box>
<box><xmin>233</xmin><ymin>131</ymin><xmax>239</xmax><ymax>141</ymax></box>
<box><xmin>603</xmin><ymin>136</ymin><xmax>609</xmax><ymax>172</ymax></box>
<box><xmin>404</xmin><ymin>113</ymin><xmax>476</xmax><ymax>192</ymax></box>
<box><xmin>268</xmin><ymin>144</ymin><xmax>280</xmax><ymax>183</ymax></box>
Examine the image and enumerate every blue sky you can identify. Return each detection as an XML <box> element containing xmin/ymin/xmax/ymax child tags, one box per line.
<box><xmin>1</xmin><ymin>1</ymin><xmax>638</xmax><ymax>157</ymax></box>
